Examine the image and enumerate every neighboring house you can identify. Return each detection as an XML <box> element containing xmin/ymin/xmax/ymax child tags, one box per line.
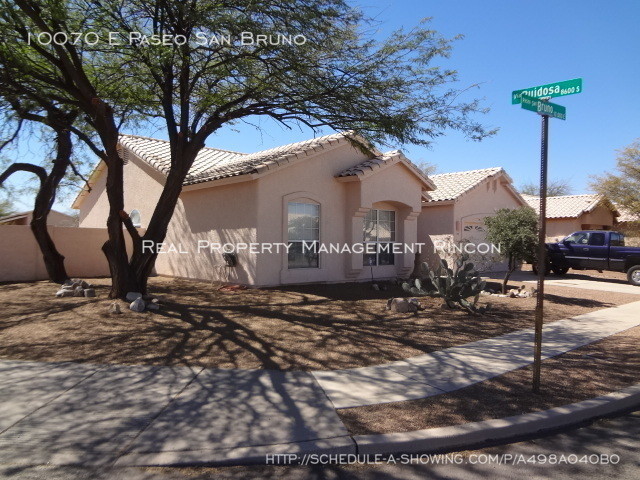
<box><xmin>615</xmin><ymin>205</ymin><xmax>640</xmax><ymax>246</ymax></box>
<box><xmin>417</xmin><ymin>167</ymin><xmax>527</xmax><ymax>271</ymax></box>
<box><xmin>615</xmin><ymin>205</ymin><xmax>640</xmax><ymax>227</ymax></box>
<box><xmin>522</xmin><ymin>194</ymin><xmax>619</xmax><ymax>241</ymax></box>
<box><xmin>0</xmin><ymin>209</ymin><xmax>77</xmax><ymax>227</ymax></box>
<box><xmin>73</xmin><ymin>133</ymin><xmax>435</xmax><ymax>286</ymax></box>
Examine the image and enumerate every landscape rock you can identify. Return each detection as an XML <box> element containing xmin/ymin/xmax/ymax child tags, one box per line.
<box><xmin>109</xmin><ymin>302</ymin><xmax>122</xmax><ymax>314</ymax></box>
<box><xmin>387</xmin><ymin>297</ymin><xmax>419</xmax><ymax>313</ymax></box>
<box><xmin>480</xmin><ymin>290</ymin><xmax>492</xmax><ymax>296</ymax></box>
<box><xmin>83</xmin><ymin>288</ymin><xmax>96</xmax><ymax>298</ymax></box>
<box><xmin>146</xmin><ymin>303</ymin><xmax>160</xmax><ymax>311</ymax></box>
<box><xmin>73</xmin><ymin>286</ymin><xmax>85</xmax><ymax>297</ymax></box>
<box><xmin>129</xmin><ymin>297</ymin><xmax>146</xmax><ymax>312</ymax></box>
<box><xmin>55</xmin><ymin>289</ymin><xmax>74</xmax><ymax>298</ymax></box>
<box><xmin>126</xmin><ymin>292</ymin><xmax>143</xmax><ymax>302</ymax></box>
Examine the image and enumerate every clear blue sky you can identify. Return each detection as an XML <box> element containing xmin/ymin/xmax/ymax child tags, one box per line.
<box><xmin>5</xmin><ymin>0</ymin><xmax>640</xmax><ymax>213</ymax></box>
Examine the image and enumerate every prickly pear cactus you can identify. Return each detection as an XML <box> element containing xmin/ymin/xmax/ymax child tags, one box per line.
<box><xmin>402</xmin><ymin>254</ymin><xmax>487</xmax><ymax>315</ymax></box>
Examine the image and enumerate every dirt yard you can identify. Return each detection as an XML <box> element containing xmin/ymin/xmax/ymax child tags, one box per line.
<box><xmin>0</xmin><ymin>275</ymin><xmax>638</xmax><ymax>370</ymax></box>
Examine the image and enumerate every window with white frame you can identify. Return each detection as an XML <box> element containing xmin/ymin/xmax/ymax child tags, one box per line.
<box><xmin>287</xmin><ymin>202</ymin><xmax>319</xmax><ymax>268</ymax></box>
<box><xmin>363</xmin><ymin>209</ymin><xmax>395</xmax><ymax>266</ymax></box>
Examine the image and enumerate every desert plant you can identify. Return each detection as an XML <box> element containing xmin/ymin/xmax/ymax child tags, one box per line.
<box><xmin>484</xmin><ymin>207</ymin><xmax>538</xmax><ymax>294</ymax></box>
<box><xmin>402</xmin><ymin>255</ymin><xmax>487</xmax><ymax>315</ymax></box>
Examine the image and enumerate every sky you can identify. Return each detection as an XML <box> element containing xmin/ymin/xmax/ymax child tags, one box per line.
<box><xmin>3</xmin><ymin>0</ymin><xmax>640</xmax><ymax>213</ymax></box>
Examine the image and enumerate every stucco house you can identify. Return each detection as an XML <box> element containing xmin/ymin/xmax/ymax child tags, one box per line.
<box><xmin>417</xmin><ymin>167</ymin><xmax>527</xmax><ymax>270</ymax></box>
<box><xmin>73</xmin><ymin>132</ymin><xmax>436</xmax><ymax>286</ymax></box>
<box><xmin>522</xmin><ymin>194</ymin><xmax>619</xmax><ymax>241</ymax></box>
<box><xmin>0</xmin><ymin>209</ymin><xmax>77</xmax><ymax>227</ymax></box>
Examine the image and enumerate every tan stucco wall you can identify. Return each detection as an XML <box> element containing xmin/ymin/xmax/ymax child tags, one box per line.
<box><xmin>545</xmin><ymin>219</ymin><xmax>581</xmax><ymax>242</ymax></box>
<box><xmin>453</xmin><ymin>177</ymin><xmax>524</xmax><ymax>240</ymax></box>
<box><xmin>418</xmin><ymin>176</ymin><xmax>524</xmax><ymax>271</ymax></box>
<box><xmin>0</xmin><ymin>225</ymin><xmax>135</xmax><ymax>282</ymax></box>
<box><xmin>46</xmin><ymin>210</ymin><xmax>77</xmax><ymax>227</ymax></box>
<box><xmin>76</xmin><ymin>141</ymin><xmax>426</xmax><ymax>286</ymax></box>
<box><xmin>580</xmin><ymin>204</ymin><xmax>616</xmax><ymax>229</ymax></box>
<box><xmin>0</xmin><ymin>210</ymin><xmax>76</xmax><ymax>227</ymax></box>
<box><xmin>153</xmin><ymin>181</ymin><xmax>259</xmax><ymax>285</ymax></box>
<box><xmin>78</xmin><ymin>154</ymin><xmax>165</xmax><ymax>228</ymax></box>
<box><xmin>253</xmin><ymin>143</ymin><xmax>424</xmax><ymax>285</ymax></box>
<box><xmin>545</xmin><ymin>205</ymin><xmax>616</xmax><ymax>241</ymax></box>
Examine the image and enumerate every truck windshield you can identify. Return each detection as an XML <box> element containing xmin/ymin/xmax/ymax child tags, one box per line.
<box><xmin>564</xmin><ymin>232</ymin><xmax>589</xmax><ymax>245</ymax></box>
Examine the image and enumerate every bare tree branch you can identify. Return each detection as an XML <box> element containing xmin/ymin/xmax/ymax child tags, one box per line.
<box><xmin>0</xmin><ymin>162</ymin><xmax>47</xmax><ymax>187</ymax></box>
<box><xmin>0</xmin><ymin>117</ymin><xmax>23</xmax><ymax>152</ymax></box>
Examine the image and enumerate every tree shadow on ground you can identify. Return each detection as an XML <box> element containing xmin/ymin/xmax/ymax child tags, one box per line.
<box><xmin>0</xmin><ymin>277</ymin><xmax>635</xmax><ymax>371</ymax></box>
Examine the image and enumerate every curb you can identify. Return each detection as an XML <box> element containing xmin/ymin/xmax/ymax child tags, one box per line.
<box><xmin>115</xmin><ymin>383</ymin><xmax>640</xmax><ymax>466</ymax></box>
<box><xmin>354</xmin><ymin>383</ymin><xmax>640</xmax><ymax>455</ymax></box>
<box><xmin>114</xmin><ymin>436</ymin><xmax>356</xmax><ymax>467</ymax></box>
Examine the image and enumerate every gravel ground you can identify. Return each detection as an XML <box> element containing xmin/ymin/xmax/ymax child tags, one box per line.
<box><xmin>0</xmin><ymin>276</ymin><xmax>637</xmax><ymax>370</ymax></box>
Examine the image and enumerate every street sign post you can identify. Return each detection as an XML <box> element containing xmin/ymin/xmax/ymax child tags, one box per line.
<box><xmin>520</xmin><ymin>94</ymin><xmax>566</xmax><ymax>120</ymax></box>
<box><xmin>512</xmin><ymin>79</ymin><xmax>582</xmax><ymax>393</ymax></box>
<box><xmin>512</xmin><ymin>78</ymin><xmax>582</xmax><ymax>104</ymax></box>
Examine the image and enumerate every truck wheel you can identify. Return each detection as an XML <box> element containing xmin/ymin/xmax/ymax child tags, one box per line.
<box><xmin>628</xmin><ymin>266</ymin><xmax>640</xmax><ymax>286</ymax></box>
<box><xmin>552</xmin><ymin>266</ymin><xmax>569</xmax><ymax>275</ymax></box>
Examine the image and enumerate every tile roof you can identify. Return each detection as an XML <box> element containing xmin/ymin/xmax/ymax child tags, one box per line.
<box><xmin>119</xmin><ymin>132</ymin><xmax>355</xmax><ymax>186</ymax></box>
<box><xmin>615</xmin><ymin>205</ymin><xmax>640</xmax><ymax>223</ymax></box>
<box><xmin>522</xmin><ymin>194</ymin><xmax>618</xmax><ymax>219</ymax></box>
<box><xmin>423</xmin><ymin>167</ymin><xmax>505</xmax><ymax>202</ymax></box>
<box><xmin>0</xmin><ymin>211</ymin><xmax>29</xmax><ymax>223</ymax></box>
<box><xmin>336</xmin><ymin>150</ymin><xmax>436</xmax><ymax>189</ymax></box>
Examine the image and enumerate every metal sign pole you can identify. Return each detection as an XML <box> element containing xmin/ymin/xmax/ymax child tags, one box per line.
<box><xmin>533</xmin><ymin>113</ymin><xmax>549</xmax><ymax>393</ymax></box>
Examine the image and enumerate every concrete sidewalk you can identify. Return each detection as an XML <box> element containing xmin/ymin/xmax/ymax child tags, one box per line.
<box><xmin>312</xmin><ymin>300</ymin><xmax>640</xmax><ymax>408</ymax></box>
<box><xmin>1</xmin><ymin>300</ymin><xmax>639</xmax><ymax>467</ymax></box>
<box><xmin>0</xmin><ymin>363</ymin><xmax>353</xmax><ymax>467</ymax></box>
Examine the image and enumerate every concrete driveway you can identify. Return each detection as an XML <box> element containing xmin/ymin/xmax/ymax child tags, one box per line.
<box><xmin>482</xmin><ymin>271</ymin><xmax>640</xmax><ymax>295</ymax></box>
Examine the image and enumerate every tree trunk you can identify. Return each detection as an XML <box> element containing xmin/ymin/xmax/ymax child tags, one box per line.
<box><xmin>29</xmin><ymin>128</ymin><xmax>74</xmax><ymax>283</ymax></box>
<box><xmin>502</xmin><ymin>255</ymin><xmax>516</xmax><ymax>294</ymax></box>
<box><xmin>130</xmin><ymin>142</ymin><xmax>202</xmax><ymax>293</ymax></box>
<box><xmin>102</xmin><ymin>148</ymin><xmax>140</xmax><ymax>298</ymax></box>
<box><xmin>0</xmin><ymin>128</ymin><xmax>74</xmax><ymax>284</ymax></box>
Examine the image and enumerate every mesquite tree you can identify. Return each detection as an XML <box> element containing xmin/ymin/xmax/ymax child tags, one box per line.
<box><xmin>0</xmin><ymin>99</ymin><xmax>81</xmax><ymax>283</ymax></box>
<box><xmin>0</xmin><ymin>0</ymin><xmax>495</xmax><ymax>298</ymax></box>
<box><xmin>591</xmin><ymin>139</ymin><xmax>640</xmax><ymax>218</ymax></box>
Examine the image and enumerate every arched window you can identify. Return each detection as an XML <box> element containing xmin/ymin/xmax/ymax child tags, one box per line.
<box><xmin>287</xmin><ymin>201</ymin><xmax>319</xmax><ymax>268</ymax></box>
<box><xmin>129</xmin><ymin>209</ymin><xmax>141</xmax><ymax>228</ymax></box>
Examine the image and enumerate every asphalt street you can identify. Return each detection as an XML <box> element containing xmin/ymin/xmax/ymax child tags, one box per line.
<box><xmin>2</xmin><ymin>410</ymin><xmax>638</xmax><ymax>480</ymax></box>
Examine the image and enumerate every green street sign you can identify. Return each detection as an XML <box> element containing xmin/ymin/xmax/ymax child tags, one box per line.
<box><xmin>520</xmin><ymin>94</ymin><xmax>566</xmax><ymax>120</ymax></box>
<box><xmin>512</xmin><ymin>78</ymin><xmax>582</xmax><ymax>104</ymax></box>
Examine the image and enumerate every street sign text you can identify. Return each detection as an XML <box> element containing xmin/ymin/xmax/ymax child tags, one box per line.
<box><xmin>512</xmin><ymin>78</ymin><xmax>582</xmax><ymax>104</ymax></box>
<box><xmin>520</xmin><ymin>94</ymin><xmax>566</xmax><ymax>120</ymax></box>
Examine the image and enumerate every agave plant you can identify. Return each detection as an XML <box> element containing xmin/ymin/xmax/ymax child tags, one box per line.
<box><xmin>402</xmin><ymin>255</ymin><xmax>488</xmax><ymax>315</ymax></box>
